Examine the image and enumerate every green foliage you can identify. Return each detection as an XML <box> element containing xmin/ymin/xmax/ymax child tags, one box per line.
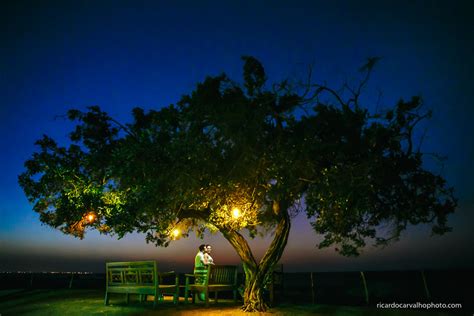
<box><xmin>19</xmin><ymin>57</ymin><xmax>456</xmax><ymax>256</ymax></box>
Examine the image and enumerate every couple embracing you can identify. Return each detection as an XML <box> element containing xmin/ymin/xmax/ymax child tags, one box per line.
<box><xmin>194</xmin><ymin>244</ymin><xmax>214</xmax><ymax>273</ymax></box>
<box><xmin>193</xmin><ymin>244</ymin><xmax>214</xmax><ymax>301</ymax></box>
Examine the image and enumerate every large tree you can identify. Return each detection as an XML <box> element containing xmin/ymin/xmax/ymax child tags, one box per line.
<box><xmin>19</xmin><ymin>57</ymin><xmax>456</xmax><ymax>311</ymax></box>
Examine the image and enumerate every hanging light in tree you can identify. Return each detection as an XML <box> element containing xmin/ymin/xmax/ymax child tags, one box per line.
<box><xmin>232</xmin><ymin>207</ymin><xmax>241</xmax><ymax>219</ymax></box>
<box><xmin>86</xmin><ymin>212</ymin><xmax>96</xmax><ymax>223</ymax></box>
<box><xmin>171</xmin><ymin>228</ymin><xmax>180</xmax><ymax>239</ymax></box>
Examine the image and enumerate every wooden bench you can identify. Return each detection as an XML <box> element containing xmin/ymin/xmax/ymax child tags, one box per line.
<box><xmin>184</xmin><ymin>265</ymin><xmax>238</xmax><ymax>307</ymax></box>
<box><xmin>104</xmin><ymin>261</ymin><xmax>179</xmax><ymax>308</ymax></box>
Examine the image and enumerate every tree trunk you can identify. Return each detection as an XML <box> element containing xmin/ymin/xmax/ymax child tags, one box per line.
<box><xmin>241</xmin><ymin>272</ymin><xmax>267</xmax><ymax>312</ymax></box>
<box><xmin>221</xmin><ymin>201</ymin><xmax>291</xmax><ymax>312</ymax></box>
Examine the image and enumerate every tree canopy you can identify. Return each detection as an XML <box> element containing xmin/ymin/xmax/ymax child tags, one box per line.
<box><xmin>19</xmin><ymin>56</ymin><xmax>457</xmax><ymax>311</ymax></box>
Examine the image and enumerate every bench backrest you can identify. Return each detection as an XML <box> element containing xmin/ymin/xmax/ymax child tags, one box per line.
<box><xmin>106</xmin><ymin>261</ymin><xmax>157</xmax><ymax>287</ymax></box>
<box><xmin>206</xmin><ymin>265</ymin><xmax>238</xmax><ymax>286</ymax></box>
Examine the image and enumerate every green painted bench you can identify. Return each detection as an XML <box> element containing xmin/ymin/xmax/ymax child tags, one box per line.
<box><xmin>104</xmin><ymin>261</ymin><xmax>179</xmax><ymax>308</ymax></box>
<box><xmin>184</xmin><ymin>264</ymin><xmax>238</xmax><ymax>307</ymax></box>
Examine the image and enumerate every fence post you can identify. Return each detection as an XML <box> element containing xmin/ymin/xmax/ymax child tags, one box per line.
<box><xmin>69</xmin><ymin>272</ymin><xmax>75</xmax><ymax>289</ymax></box>
<box><xmin>29</xmin><ymin>273</ymin><xmax>34</xmax><ymax>288</ymax></box>
<box><xmin>360</xmin><ymin>271</ymin><xmax>369</xmax><ymax>304</ymax></box>
<box><xmin>310</xmin><ymin>272</ymin><xmax>315</xmax><ymax>304</ymax></box>
<box><xmin>421</xmin><ymin>270</ymin><xmax>431</xmax><ymax>299</ymax></box>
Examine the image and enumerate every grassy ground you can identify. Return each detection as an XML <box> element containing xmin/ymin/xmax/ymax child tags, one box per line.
<box><xmin>0</xmin><ymin>289</ymin><xmax>465</xmax><ymax>316</ymax></box>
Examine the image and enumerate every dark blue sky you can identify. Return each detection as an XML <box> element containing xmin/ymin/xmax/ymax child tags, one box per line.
<box><xmin>1</xmin><ymin>0</ymin><xmax>473</xmax><ymax>272</ymax></box>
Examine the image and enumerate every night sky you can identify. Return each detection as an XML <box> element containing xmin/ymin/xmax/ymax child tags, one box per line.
<box><xmin>1</xmin><ymin>1</ymin><xmax>473</xmax><ymax>273</ymax></box>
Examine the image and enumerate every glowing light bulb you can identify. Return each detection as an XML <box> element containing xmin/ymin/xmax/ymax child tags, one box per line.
<box><xmin>172</xmin><ymin>228</ymin><xmax>180</xmax><ymax>238</ymax></box>
<box><xmin>87</xmin><ymin>213</ymin><xmax>96</xmax><ymax>222</ymax></box>
<box><xmin>232</xmin><ymin>207</ymin><xmax>241</xmax><ymax>219</ymax></box>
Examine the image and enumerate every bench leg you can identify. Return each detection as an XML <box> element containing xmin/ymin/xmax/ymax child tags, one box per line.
<box><xmin>173</xmin><ymin>285</ymin><xmax>179</xmax><ymax>305</ymax></box>
<box><xmin>126</xmin><ymin>293</ymin><xmax>130</xmax><ymax>304</ymax></box>
<box><xmin>104</xmin><ymin>291</ymin><xmax>109</xmax><ymax>306</ymax></box>
<box><xmin>215</xmin><ymin>291</ymin><xmax>218</xmax><ymax>303</ymax></box>
<box><xmin>233</xmin><ymin>289</ymin><xmax>237</xmax><ymax>303</ymax></box>
<box><xmin>205</xmin><ymin>288</ymin><xmax>209</xmax><ymax>307</ymax></box>
<box><xmin>153</xmin><ymin>293</ymin><xmax>158</xmax><ymax>309</ymax></box>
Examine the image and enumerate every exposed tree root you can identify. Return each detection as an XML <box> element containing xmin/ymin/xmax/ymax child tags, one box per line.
<box><xmin>241</xmin><ymin>300</ymin><xmax>268</xmax><ymax>312</ymax></box>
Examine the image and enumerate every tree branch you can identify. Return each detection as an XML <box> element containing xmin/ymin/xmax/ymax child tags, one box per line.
<box><xmin>221</xmin><ymin>229</ymin><xmax>258</xmax><ymax>270</ymax></box>
<box><xmin>258</xmin><ymin>201</ymin><xmax>291</xmax><ymax>277</ymax></box>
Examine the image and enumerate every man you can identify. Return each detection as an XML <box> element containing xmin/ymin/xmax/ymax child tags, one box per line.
<box><xmin>194</xmin><ymin>244</ymin><xmax>207</xmax><ymax>274</ymax></box>
<box><xmin>193</xmin><ymin>244</ymin><xmax>210</xmax><ymax>301</ymax></box>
